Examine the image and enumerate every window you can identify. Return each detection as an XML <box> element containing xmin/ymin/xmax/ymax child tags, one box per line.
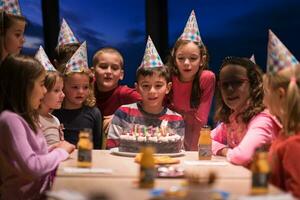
<box><xmin>20</xmin><ymin>0</ymin><xmax>43</xmax><ymax>56</ymax></box>
<box><xmin>60</xmin><ymin>0</ymin><xmax>146</xmax><ymax>86</ymax></box>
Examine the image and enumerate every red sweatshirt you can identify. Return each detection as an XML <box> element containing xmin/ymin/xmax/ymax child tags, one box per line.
<box><xmin>269</xmin><ymin>133</ymin><xmax>300</xmax><ymax>198</ymax></box>
<box><xmin>95</xmin><ymin>85</ymin><xmax>141</xmax><ymax>116</ymax></box>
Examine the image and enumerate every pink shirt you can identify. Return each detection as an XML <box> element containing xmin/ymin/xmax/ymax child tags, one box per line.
<box><xmin>211</xmin><ymin>109</ymin><xmax>281</xmax><ymax>165</ymax></box>
<box><xmin>169</xmin><ymin>70</ymin><xmax>215</xmax><ymax>150</ymax></box>
<box><xmin>0</xmin><ymin>111</ymin><xmax>69</xmax><ymax>199</ymax></box>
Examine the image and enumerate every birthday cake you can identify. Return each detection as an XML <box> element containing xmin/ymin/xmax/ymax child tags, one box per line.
<box><xmin>119</xmin><ymin>125</ymin><xmax>183</xmax><ymax>153</ymax></box>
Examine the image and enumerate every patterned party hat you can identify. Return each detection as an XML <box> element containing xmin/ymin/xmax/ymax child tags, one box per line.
<box><xmin>267</xmin><ymin>30</ymin><xmax>299</xmax><ymax>74</ymax></box>
<box><xmin>139</xmin><ymin>36</ymin><xmax>164</xmax><ymax>69</ymax></box>
<box><xmin>57</xmin><ymin>18</ymin><xmax>79</xmax><ymax>47</ymax></box>
<box><xmin>179</xmin><ymin>10</ymin><xmax>203</xmax><ymax>44</ymax></box>
<box><xmin>64</xmin><ymin>41</ymin><xmax>88</xmax><ymax>75</ymax></box>
<box><xmin>0</xmin><ymin>0</ymin><xmax>21</xmax><ymax>16</ymax></box>
<box><xmin>250</xmin><ymin>54</ymin><xmax>256</xmax><ymax>64</ymax></box>
<box><xmin>35</xmin><ymin>46</ymin><xmax>56</xmax><ymax>71</ymax></box>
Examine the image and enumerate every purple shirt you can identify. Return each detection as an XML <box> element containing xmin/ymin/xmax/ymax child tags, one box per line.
<box><xmin>0</xmin><ymin>111</ymin><xmax>68</xmax><ymax>199</ymax></box>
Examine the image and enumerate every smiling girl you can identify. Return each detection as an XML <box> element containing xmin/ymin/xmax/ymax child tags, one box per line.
<box><xmin>211</xmin><ymin>56</ymin><xmax>281</xmax><ymax>166</ymax></box>
<box><xmin>167</xmin><ymin>11</ymin><xmax>215</xmax><ymax>151</ymax></box>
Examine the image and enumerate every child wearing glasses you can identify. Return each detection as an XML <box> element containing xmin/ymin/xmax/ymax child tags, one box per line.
<box><xmin>211</xmin><ymin>56</ymin><xmax>281</xmax><ymax>166</ymax></box>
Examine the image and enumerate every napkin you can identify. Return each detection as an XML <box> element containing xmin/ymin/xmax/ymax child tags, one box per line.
<box><xmin>238</xmin><ymin>194</ymin><xmax>294</xmax><ymax>200</ymax></box>
<box><xmin>63</xmin><ymin>167</ymin><xmax>113</xmax><ymax>174</ymax></box>
<box><xmin>46</xmin><ymin>189</ymin><xmax>87</xmax><ymax>200</ymax></box>
<box><xmin>184</xmin><ymin>160</ymin><xmax>229</xmax><ymax>166</ymax></box>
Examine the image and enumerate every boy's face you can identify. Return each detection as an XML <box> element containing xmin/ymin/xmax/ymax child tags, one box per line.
<box><xmin>63</xmin><ymin>73</ymin><xmax>90</xmax><ymax>109</ymax></box>
<box><xmin>135</xmin><ymin>72</ymin><xmax>171</xmax><ymax>114</ymax></box>
<box><xmin>93</xmin><ymin>52</ymin><xmax>124</xmax><ymax>92</ymax></box>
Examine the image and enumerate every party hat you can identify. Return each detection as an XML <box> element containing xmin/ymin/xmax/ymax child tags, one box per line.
<box><xmin>250</xmin><ymin>54</ymin><xmax>256</xmax><ymax>64</ymax></box>
<box><xmin>35</xmin><ymin>46</ymin><xmax>56</xmax><ymax>71</ymax></box>
<box><xmin>267</xmin><ymin>30</ymin><xmax>299</xmax><ymax>74</ymax></box>
<box><xmin>0</xmin><ymin>0</ymin><xmax>21</xmax><ymax>16</ymax></box>
<box><xmin>64</xmin><ymin>41</ymin><xmax>88</xmax><ymax>75</ymax></box>
<box><xmin>139</xmin><ymin>36</ymin><xmax>164</xmax><ymax>69</ymax></box>
<box><xmin>179</xmin><ymin>10</ymin><xmax>203</xmax><ymax>44</ymax></box>
<box><xmin>57</xmin><ymin>18</ymin><xmax>79</xmax><ymax>47</ymax></box>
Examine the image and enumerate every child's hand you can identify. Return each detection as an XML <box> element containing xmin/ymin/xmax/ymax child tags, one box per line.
<box><xmin>57</xmin><ymin>141</ymin><xmax>75</xmax><ymax>154</ymax></box>
<box><xmin>48</xmin><ymin>143</ymin><xmax>60</xmax><ymax>152</ymax></box>
<box><xmin>219</xmin><ymin>147</ymin><xmax>229</xmax><ymax>156</ymax></box>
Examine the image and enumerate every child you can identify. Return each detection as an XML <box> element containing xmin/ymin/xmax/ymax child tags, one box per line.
<box><xmin>0</xmin><ymin>54</ymin><xmax>75</xmax><ymax>199</ymax></box>
<box><xmin>263</xmin><ymin>30</ymin><xmax>300</xmax><ymax>197</ymax></box>
<box><xmin>92</xmin><ymin>47</ymin><xmax>141</xmax><ymax>148</ymax></box>
<box><xmin>211</xmin><ymin>56</ymin><xmax>281</xmax><ymax>166</ymax></box>
<box><xmin>0</xmin><ymin>0</ymin><xmax>26</xmax><ymax>61</ymax></box>
<box><xmin>35</xmin><ymin>46</ymin><xmax>65</xmax><ymax>146</ymax></box>
<box><xmin>107</xmin><ymin>37</ymin><xmax>184</xmax><ymax>148</ymax></box>
<box><xmin>167</xmin><ymin>10</ymin><xmax>215</xmax><ymax>151</ymax></box>
<box><xmin>53</xmin><ymin>42</ymin><xmax>102</xmax><ymax>149</ymax></box>
<box><xmin>53</xmin><ymin>18</ymin><xmax>80</xmax><ymax>72</ymax></box>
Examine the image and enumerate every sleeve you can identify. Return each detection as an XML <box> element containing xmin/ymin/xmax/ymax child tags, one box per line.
<box><xmin>43</xmin><ymin>116</ymin><xmax>61</xmax><ymax>146</ymax></box>
<box><xmin>168</xmin><ymin>112</ymin><xmax>185</xmax><ymax>137</ymax></box>
<box><xmin>194</xmin><ymin>71</ymin><xmax>216</xmax><ymax>125</ymax></box>
<box><xmin>92</xmin><ymin>107</ymin><xmax>102</xmax><ymax>149</ymax></box>
<box><xmin>1</xmin><ymin>115</ymin><xmax>68</xmax><ymax>179</ymax></box>
<box><xmin>106</xmin><ymin>109</ymin><xmax>126</xmax><ymax>149</ymax></box>
<box><xmin>227</xmin><ymin>113</ymin><xmax>275</xmax><ymax>165</ymax></box>
<box><xmin>281</xmin><ymin>140</ymin><xmax>300</xmax><ymax>197</ymax></box>
<box><xmin>120</xmin><ymin>86</ymin><xmax>142</xmax><ymax>104</ymax></box>
<box><xmin>211</xmin><ymin>123</ymin><xmax>228</xmax><ymax>155</ymax></box>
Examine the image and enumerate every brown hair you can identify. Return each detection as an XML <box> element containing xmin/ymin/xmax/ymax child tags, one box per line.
<box><xmin>0</xmin><ymin>11</ymin><xmax>26</xmax><ymax>61</ymax></box>
<box><xmin>214</xmin><ymin>56</ymin><xmax>265</xmax><ymax>124</ymax></box>
<box><xmin>44</xmin><ymin>71</ymin><xmax>64</xmax><ymax>91</ymax></box>
<box><xmin>166</xmin><ymin>39</ymin><xmax>209</xmax><ymax>108</ymax></box>
<box><xmin>92</xmin><ymin>47</ymin><xmax>124</xmax><ymax>68</ymax></box>
<box><xmin>136</xmin><ymin>66</ymin><xmax>171</xmax><ymax>83</ymax></box>
<box><xmin>54</xmin><ymin>43</ymin><xmax>81</xmax><ymax>73</ymax></box>
<box><xmin>264</xmin><ymin>65</ymin><xmax>300</xmax><ymax>135</ymax></box>
<box><xmin>0</xmin><ymin>54</ymin><xmax>45</xmax><ymax>132</ymax></box>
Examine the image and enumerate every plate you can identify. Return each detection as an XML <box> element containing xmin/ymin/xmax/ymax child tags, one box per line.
<box><xmin>134</xmin><ymin>154</ymin><xmax>180</xmax><ymax>165</ymax></box>
<box><xmin>110</xmin><ymin>147</ymin><xmax>185</xmax><ymax>157</ymax></box>
<box><xmin>157</xmin><ymin>166</ymin><xmax>185</xmax><ymax>178</ymax></box>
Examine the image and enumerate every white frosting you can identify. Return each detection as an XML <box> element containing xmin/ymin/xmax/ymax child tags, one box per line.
<box><xmin>158</xmin><ymin>136</ymin><xmax>168</xmax><ymax>142</ymax></box>
<box><xmin>122</xmin><ymin>131</ymin><xmax>182</xmax><ymax>143</ymax></box>
<box><xmin>148</xmin><ymin>136</ymin><xmax>158</xmax><ymax>142</ymax></box>
<box><xmin>137</xmin><ymin>136</ymin><xmax>146</xmax><ymax>142</ymax></box>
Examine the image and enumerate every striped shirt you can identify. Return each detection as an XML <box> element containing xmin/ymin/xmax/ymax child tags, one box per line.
<box><xmin>107</xmin><ymin>102</ymin><xmax>185</xmax><ymax>148</ymax></box>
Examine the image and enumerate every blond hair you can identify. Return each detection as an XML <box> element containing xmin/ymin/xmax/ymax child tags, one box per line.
<box><xmin>64</xmin><ymin>70</ymin><xmax>96</xmax><ymax>108</ymax></box>
<box><xmin>264</xmin><ymin>65</ymin><xmax>300</xmax><ymax>135</ymax></box>
<box><xmin>92</xmin><ymin>47</ymin><xmax>124</xmax><ymax>68</ymax></box>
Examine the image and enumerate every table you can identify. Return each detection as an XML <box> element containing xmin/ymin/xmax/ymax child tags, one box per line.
<box><xmin>51</xmin><ymin>177</ymin><xmax>281</xmax><ymax>200</ymax></box>
<box><xmin>50</xmin><ymin>150</ymin><xmax>283</xmax><ymax>200</ymax></box>
<box><xmin>56</xmin><ymin>150</ymin><xmax>251</xmax><ymax>179</ymax></box>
